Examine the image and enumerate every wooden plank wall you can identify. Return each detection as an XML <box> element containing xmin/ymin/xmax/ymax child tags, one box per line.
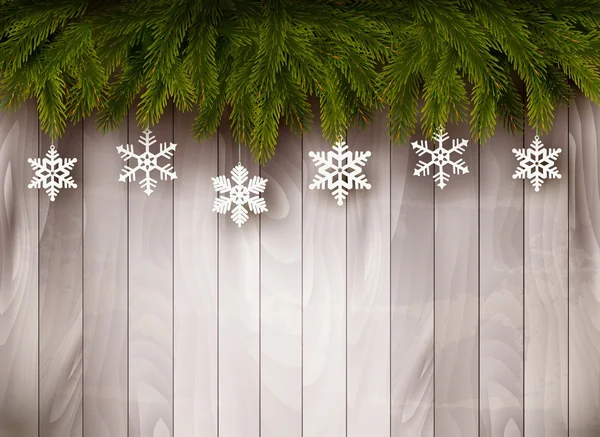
<box><xmin>0</xmin><ymin>94</ymin><xmax>599</xmax><ymax>437</ymax></box>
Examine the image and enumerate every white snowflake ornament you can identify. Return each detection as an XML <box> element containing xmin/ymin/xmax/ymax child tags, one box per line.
<box><xmin>28</xmin><ymin>145</ymin><xmax>77</xmax><ymax>201</ymax></box>
<box><xmin>308</xmin><ymin>135</ymin><xmax>371</xmax><ymax>206</ymax></box>
<box><xmin>412</xmin><ymin>127</ymin><xmax>470</xmax><ymax>189</ymax></box>
<box><xmin>212</xmin><ymin>163</ymin><xmax>268</xmax><ymax>227</ymax></box>
<box><xmin>512</xmin><ymin>135</ymin><xmax>562</xmax><ymax>192</ymax></box>
<box><xmin>117</xmin><ymin>129</ymin><xmax>177</xmax><ymax>195</ymax></box>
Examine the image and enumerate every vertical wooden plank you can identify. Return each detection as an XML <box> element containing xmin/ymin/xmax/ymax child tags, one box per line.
<box><xmin>524</xmin><ymin>107</ymin><xmax>568</xmax><ymax>436</ymax></box>
<box><xmin>435</xmin><ymin>123</ymin><xmax>479</xmax><ymax>436</ymax></box>
<box><xmin>174</xmin><ymin>111</ymin><xmax>218</xmax><ymax>436</ymax></box>
<box><xmin>568</xmin><ymin>96</ymin><xmax>600</xmax><ymax>436</ymax></box>
<box><xmin>0</xmin><ymin>101</ymin><xmax>38</xmax><ymax>436</ymax></box>
<box><xmin>261</xmin><ymin>125</ymin><xmax>302</xmax><ymax>437</ymax></box>
<box><xmin>390</xmin><ymin>127</ymin><xmax>434</xmax><ymax>435</ymax></box>
<box><xmin>39</xmin><ymin>121</ymin><xmax>83</xmax><ymax>437</ymax></box>
<box><xmin>218</xmin><ymin>111</ymin><xmax>260</xmax><ymax>437</ymax></box>
<box><xmin>303</xmin><ymin>100</ymin><xmax>346</xmax><ymax>437</ymax></box>
<box><xmin>302</xmin><ymin>102</ymin><xmax>347</xmax><ymax>437</ymax></box>
<box><xmin>83</xmin><ymin>115</ymin><xmax>128</xmax><ymax>437</ymax></box>
<box><xmin>479</xmin><ymin>128</ymin><xmax>524</xmax><ymax>436</ymax></box>
<box><xmin>346</xmin><ymin>112</ymin><xmax>390</xmax><ymax>437</ymax></box>
<box><xmin>128</xmin><ymin>105</ymin><xmax>173</xmax><ymax>437</ymax></box>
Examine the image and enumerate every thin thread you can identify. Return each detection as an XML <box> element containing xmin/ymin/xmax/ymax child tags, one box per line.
<box><xmin>238</xmin><ymin>143</ymin><xmax>241</xmax><ymax>164</ymax></box>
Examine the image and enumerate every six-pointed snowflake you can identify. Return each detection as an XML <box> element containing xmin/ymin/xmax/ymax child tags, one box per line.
<box><xmin>212</xmin><ymin>163</ymin><xmax>268</xmax><ymax>227</ymax></box>
<box><xmin>308</xmin><ymin>136</ymin><xmax>371</xmax><ymax>206</ymax></box>
<box><xmin>28</xmin><ymin>145</ymin><xmax>77</xmax><ymax>201</ymax></box>
<box><xmin>412</xmin><ymin>128</ymin><xmax>470</xmax><ymax>189</ymax></box>
<box><xmin>117</xmin><ymin>129</ymin><xmax>177</xmax><ymax>196</ymax></box>
<box><xmin>512</xmin><ymin>135</ymin><xmax>562</xmax><ymax>192</ymax></box>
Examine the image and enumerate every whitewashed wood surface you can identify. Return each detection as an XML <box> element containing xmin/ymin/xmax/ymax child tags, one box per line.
<box><xmin>83</xmin><ymin>113</ymin><xmax>128</xmax><ymax>437</ymax></box>
<box><xmin>0</xmin><ymin>98</ymin><xmax>598</xmax><ymax>437</ymax></box>
<box><xmin>127</xmin><ymin>105</ymin><xmax>174</xmax><ymax>437</ymax></box>
<box><xmin>524</xmin><ymin>108</ymin><xmax>569</xmax><ymax>437</ymax></box>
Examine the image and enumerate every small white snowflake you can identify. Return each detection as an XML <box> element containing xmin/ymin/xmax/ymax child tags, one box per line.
<box><xmin>308</xmin><ymin>136</ymin><xmax>371</xmax><ymax>206</ymax></box>
<box><xmin>512</xmin><ymin>135</ymin><xmax>562</xmax><ymax>192</ymax></box>
<box><xmin>28</xmin><ymin>145</ymin><xmax>77</xmax><ymax>201</ymax></box>
<box><xmin>117</xmin><ymin>129</ymin><xmax>177</xmax><ymax>196</ymax></box>
<box><xmin>212</xmin><ymin>163</ymin><xmax>268</xmax><ymax>227</ymax></box>
<box><xmin>412</xmin><ymin>127</ymin><xmax>469</xmax><ymax>189</ymax></box>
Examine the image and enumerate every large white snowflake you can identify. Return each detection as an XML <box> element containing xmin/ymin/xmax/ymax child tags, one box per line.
<box><xmin>512</xmin><ymin>135</ymin><xmax>562</xmax><ymax>192</ymax></box>
<box><xmin>117</xmin><ymin>129</ymin><xmax>177</xmax><ymax>196</ymax></box>
<box><xmin>212</xmin><ymin>163</ymin><xmax>268</xmax><ymax>227</ymax></box>
<box><xmin>412</xmin><ymin>128</ymin><xmax>470</xmax><ymax>189</ymax></box>
<box><xmin>28</xmin><ymin>145</ymin><xmax>77</xmax><ymax>201</ymax></box>
<box><xmin>308</xmin><ymin>136</ymin><xmax>371</xmax><ymax>206</ymax></box>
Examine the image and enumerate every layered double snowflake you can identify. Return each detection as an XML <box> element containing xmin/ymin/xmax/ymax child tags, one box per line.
<box><xmin>212</xmin><ymin>163</ymin><xmax>268</xmax><ymax>227</ymax></box>
<box><xmin>28</xmin><ymin>145</ymin><xmax>77</xmax><ymax>201</ymax></box>
<box><xmin>512</xmin><ymin>135</ymin><xmax>562</xmax><ymax>192</ymax></box>
<box><xmin>308</xmin><ymin>136</ymin><xmax>371</xmax><ymax>206</ymax></box>
<box><xmin>117</xmin><ymin>129</ymin><xmax>177</xmax><ymax>196</ymax></box>
<box><xmin>412</xmin><ymin>128</ymin><xmax>470</xmax><ymax>189</ymax></box>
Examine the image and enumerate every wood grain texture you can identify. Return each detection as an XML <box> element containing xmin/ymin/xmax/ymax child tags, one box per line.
<box><xmin>128</xmin><ymin>106</ymin><xmax>173</xmax><ymax>437</ymax></box>
<box><xmin>390</xmin><ymin>128</ymin><xmax>434</xmax><ymax>436</ymax></box>
<box><xmin>218</xmin><ymin>111</ymin><xmax>260</xmax><ymax>437</ymax></box>
<box><xmin>524</xmin><ymin>107</ymin><xmax>568</xmax><ymax>436</ymax></box>
<box><xmin>39</xmin><ymin>122</ymin><xmax>83</xmax><ymax>437</ymax></box>
<box><xmin>479</xmin><ymin>128</ymin><xmax>524</xmax><ymax>437</ymax></box>
<box><xmin>0</xmin><ymin>100</ymin><xmax>39</xmax><ymax>437</ymax></box>
<box><xmin>346</xmin><ymin>112</ymin><xmax>390</xmax><ymax>437</ymax></box>
<box><xmin>302</xmin><ymin>101</ymin><xmax>346</xmax><ymax>437</ymax></box>
<box><xmin>82</xmin><ymin>115</ymin><xmax>128</xmax><ymax>437</ymax></box>
<box><xmin>434</xmin><ymin>122</ymin><xmax>479</xmax><ymax>436</ymax></box>
<box><xmin>261</xmin><ymin>125</ymin><xmax>302</xmax><ymax>437</ymax></box>
<box><xmin>173</xmin><ymin>110</ymin><xmax>218</xmax><ymax>437</ymax></box>
<box><xmin>568</xmin><ymin>95</ymin><xmax>600</xmax><ymax>437</ymax></box>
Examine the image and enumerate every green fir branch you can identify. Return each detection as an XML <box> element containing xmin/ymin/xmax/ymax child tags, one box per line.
<box><xmin>0</xmin><ymin>0</ymin><xmax>599</xmax><ymax>162</ymax></box>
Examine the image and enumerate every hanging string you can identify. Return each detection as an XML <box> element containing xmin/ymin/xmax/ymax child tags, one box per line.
<box><xmin>238</xmin><ymin>143</ymin><xmax>241</xmax><ymax>164</ymax></box>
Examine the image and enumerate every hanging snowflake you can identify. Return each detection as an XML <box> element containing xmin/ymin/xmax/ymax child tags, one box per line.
<box><xmin>412</xmin><ymin>127</ymin><xmax>470</xmax><ymax>189</ymax></box>
<box><xmin>308</xmin><ymin>135</ymin><xmax>371</xmax><ymax>206</ymax></box>
<box><xmin>28</xmin><ymin>145</ymin><xmax>77</xmax><ymax>201</ymax></box>
<box><xmin>512</xmin><ymin>135</ymin><xmax>562</xmax><ymax>192</ymax></box>
<box><xmin>212</xmin><ymin>163</ymin><xmax>268</xmax><ymax>227</ymax></box>
<box><xmin>116</xmin><ymin>129</ymin><xmax>177</xmax><ymax>196</ymax></box>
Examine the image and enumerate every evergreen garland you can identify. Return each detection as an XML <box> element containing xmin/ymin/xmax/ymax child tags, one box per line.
<box><xmin>1</xmin><ymin>0</ymin><xmax>600</xmax><ymax>163</ymax></box>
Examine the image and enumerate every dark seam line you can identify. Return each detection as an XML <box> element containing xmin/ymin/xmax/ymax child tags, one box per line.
<box><xmin>172</xmin><ymin>106</ymin><xmax>175</xmax><ymax>436</ymax></box>
<box><xmin>477</xmin><ymin>140</ymin><xmax>481</xmax><ymax>435</ymax></box>
<box><xmin>389</xmin><ymin>136</ymin><xmax>392</xmax><ymax>437</ymax></box>
<box><xmin>127</xmin><ymin>111</ymin><xmax>130</xmax><ymax>437</ymax></box>
<box><xmin>37</xmin><ymin>112</ymin><xmax>40</xmax><ymax>437</ymax></box>
<box><xmin>522</xmin><ymin>119</ymin><xmax>526</xmax><ymax>437</ymax></box>
<box><xmin>259</xmin><ymin>158</ymin><xmax>262</xmax><ymax>437</ymax></box>
<box><xmin>81</xmin><ymin>121</ymin><xmax>85</xmax><ymax>437</ymax></box>
<box><xmin>301</xmin><ymin>129</ymin><xmax>304</xmax><ymax>437</ymax></box>
<box><xmin>566</xmin><ymin>106</ymin><xmax>570</xmax><ymax>437</ymax></box>
<box><xmin>433</xmin><ymin>168</ymin><xmax>436</xmax><ymax>437</ymax></box>
<box><xmin>345</xmin><ymin>130</ymin><xmax>348</xmax><ymax>437</ymax></box>
<box><xmin>216</xmin><ymin>125</ymin><xmax>220</xmax><ymax>437</ymax></box>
